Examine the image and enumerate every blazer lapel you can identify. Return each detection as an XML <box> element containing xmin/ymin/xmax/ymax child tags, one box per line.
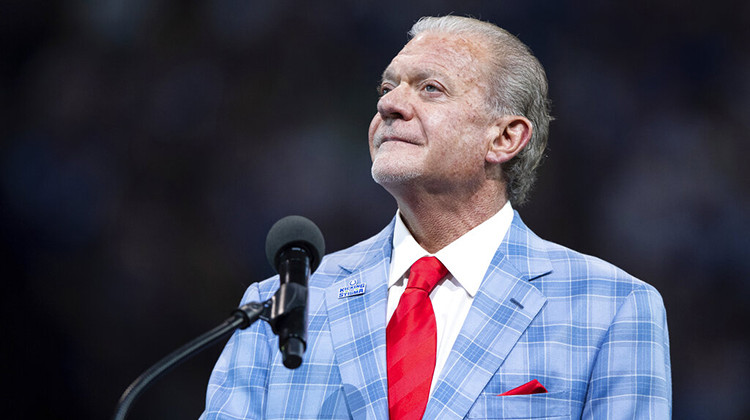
<box><xmin>424</xmin><ymin>213</ymin><xmax>553</xmax><ymax>419</ymax></box>
<box><xmin>324</xmin><ymin>220</ymin><xmax>395</xmax><ymax>420</ymax></box>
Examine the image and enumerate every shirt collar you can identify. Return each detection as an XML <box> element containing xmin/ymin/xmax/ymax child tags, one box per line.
<box><xmin>389</xmin><ymin>201</ymin><xmax>514</xmax><ymax>296</ymax></box>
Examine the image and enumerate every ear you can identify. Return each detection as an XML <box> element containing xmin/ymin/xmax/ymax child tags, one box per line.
<box><xmin>485</xmin><ymin>116</ymin><xmax>532</xmax><ymax>164</ymax></box>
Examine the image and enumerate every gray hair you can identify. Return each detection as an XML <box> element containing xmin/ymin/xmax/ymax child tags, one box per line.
<box><xmin>409</xmin><ymin>16</ymin><xmax>552</xmax><ymax>206</ymax></box>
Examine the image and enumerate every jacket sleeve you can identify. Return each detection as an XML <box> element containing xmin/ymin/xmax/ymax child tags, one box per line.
<box><xmin>582</xmin><ymin>286</ymin><xmax>672</xmax><ymax>419</ymax></box>
<box><xmin>200</xmin><ymin>282</ymin><xmax>274</xmax><ymax>420</ymax></box>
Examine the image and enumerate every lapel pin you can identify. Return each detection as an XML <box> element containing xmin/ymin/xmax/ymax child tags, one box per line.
<box><xmin>338</xmin><ymin>278</ymin><xmax>366</xmax><ymax>298</ymax></box>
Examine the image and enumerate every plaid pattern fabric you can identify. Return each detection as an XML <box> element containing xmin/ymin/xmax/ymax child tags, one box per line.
<box><xmin>201</xmin><ymin>212</ymin><xmax>671</xmax><ymax>419</ymax></box>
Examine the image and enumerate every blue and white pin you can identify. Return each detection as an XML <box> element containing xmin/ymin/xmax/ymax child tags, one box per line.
<box><xmin>338</xmin><ymin>278</ymin><xmax>366</xmax><ymax>298</ymax></box>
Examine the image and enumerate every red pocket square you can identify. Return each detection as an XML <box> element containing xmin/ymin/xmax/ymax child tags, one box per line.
<box><xmin>498</xmin><ymin>379</ymin><xmax>548</xmax><ymax>396</ymax></box>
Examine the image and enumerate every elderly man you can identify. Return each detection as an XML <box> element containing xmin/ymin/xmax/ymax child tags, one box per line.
<box><xmin>201</xmin><ymin>16</ymin><xmax>671</xmax><ymax>419</ymax></box>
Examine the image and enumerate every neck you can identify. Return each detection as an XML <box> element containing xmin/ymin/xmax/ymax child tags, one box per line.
<box><xmin>393</xmin><ymin>182</ymin><xmax>507</xmax><ymax>254</ymax></box>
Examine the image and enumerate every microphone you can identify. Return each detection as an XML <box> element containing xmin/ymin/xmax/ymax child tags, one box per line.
<box><xmin>265</xmin><ymin>215</ymin><xmax>325</xmax><ymax>369</ymax></box>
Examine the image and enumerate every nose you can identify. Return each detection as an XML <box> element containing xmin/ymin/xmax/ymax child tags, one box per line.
<box><xmin>377</xmin><ymin>83</ymin><xmax>414</xmax><ymax>121</ymax></box>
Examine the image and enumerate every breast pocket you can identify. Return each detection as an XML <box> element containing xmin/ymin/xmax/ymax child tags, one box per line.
<box><xmin>465</xmin><ymin>392</ymin><xmax>570</xmax><ymax>419</ymax></box>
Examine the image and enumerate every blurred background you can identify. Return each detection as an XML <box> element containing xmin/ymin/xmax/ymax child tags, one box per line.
<box><xmin>2</xmin><ymin>0</ymin><xmax>748</xmax><ymax>418</ymax></box>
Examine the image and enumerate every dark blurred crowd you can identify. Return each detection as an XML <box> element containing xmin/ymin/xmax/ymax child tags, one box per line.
<box><xmin>2</xmin><ymin>1</ymin><xmax>748</xmax><ymax>418</ymax></box>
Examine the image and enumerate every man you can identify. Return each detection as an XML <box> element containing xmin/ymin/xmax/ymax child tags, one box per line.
<box><xmin>201</xmin><ymin>16</ymin><xmax>671</xmax><ymax>419</ymax></box>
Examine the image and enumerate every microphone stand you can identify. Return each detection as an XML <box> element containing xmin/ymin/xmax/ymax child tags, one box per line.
<box><xmin>112</xmin><ymin>281</ymin><xmax>306</xmax><ymax>420</ymax></box>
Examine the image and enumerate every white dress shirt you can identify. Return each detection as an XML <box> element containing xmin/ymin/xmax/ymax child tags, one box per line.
<box><xmin>386</xmin><ymin>201</ymin><xmax>514</xmax><ymax>395</ymax></box>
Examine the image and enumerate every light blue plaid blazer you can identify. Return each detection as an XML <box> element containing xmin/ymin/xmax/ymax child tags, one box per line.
<box><xmin>201</xmin><ymin>213</ymin><xmax>671</xmax><ymax>419</ymax></box>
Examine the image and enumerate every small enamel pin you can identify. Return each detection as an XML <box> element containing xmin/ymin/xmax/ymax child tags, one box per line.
<box><xmin>338</xmin><ymin>279</ymin><xmax>366</xmax><ymax>298</ymax></box>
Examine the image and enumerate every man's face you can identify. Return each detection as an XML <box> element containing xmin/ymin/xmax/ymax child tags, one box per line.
<box><xmin>368</xmin><ymin>32</ymin><xmax>499</xmax><ymax>195</ymax></box>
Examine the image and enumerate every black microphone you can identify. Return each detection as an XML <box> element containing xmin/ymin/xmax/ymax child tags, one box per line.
<box><xmin>265</xmin><ymin>215</ymin><xmax>325</xmax><ymax>369</ymax></box>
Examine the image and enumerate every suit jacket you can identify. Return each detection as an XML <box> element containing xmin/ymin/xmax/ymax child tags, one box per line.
<box><xmin>201</xmin><ymin>213</ymin><xmax>671</xmax><ymax>419</ymax></box>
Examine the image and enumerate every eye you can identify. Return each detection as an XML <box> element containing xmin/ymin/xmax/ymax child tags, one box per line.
<box><xmin>378</xmin><ymin>84</ymin><xmax>392</xmax><ymax>96</ymax></box>
<box><xmin>422</xmin><ymin>82</ymin><xmax>444</xmax><ymax>95</ymax></box>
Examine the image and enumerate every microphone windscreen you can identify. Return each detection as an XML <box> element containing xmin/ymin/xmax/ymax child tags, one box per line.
<box><xmin>265</xmin><ymin>215</ymin><xmax>325</xmax><ymax>272</ymax></box>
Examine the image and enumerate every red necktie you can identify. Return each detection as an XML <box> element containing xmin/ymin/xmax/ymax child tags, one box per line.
<box><xmin>387</xmin><ymin>256</ymin><xmax>448</xmax><ymax>420</ymax></box>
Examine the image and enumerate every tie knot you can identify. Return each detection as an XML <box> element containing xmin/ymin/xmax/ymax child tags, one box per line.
<box><xmin>407</xmin><ymin>256</ymin><xmax>447</xmax><ymax>294</ymax></box>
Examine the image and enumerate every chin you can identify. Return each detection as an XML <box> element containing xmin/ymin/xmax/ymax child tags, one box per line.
<box><xmin>371</xmin><ymin>165</ymin><xmax>421</xmax><ymax>187</ymax></box>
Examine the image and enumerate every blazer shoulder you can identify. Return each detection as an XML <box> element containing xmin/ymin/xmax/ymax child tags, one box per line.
<box><xmin>538</xmin><ymin>237</ymin><xmax>662</xmax><ymax>299</ymax></box>
<box><xmin>508</xmin><ymin>213</ymin><xmax>659</xmax><ymax>297</ymax></box>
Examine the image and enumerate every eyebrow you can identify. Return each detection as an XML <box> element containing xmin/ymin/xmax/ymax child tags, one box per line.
<box><xmin>381</xmin><ymin>67</ymin><xmax>448</xmax><ymax>84</ymax></box>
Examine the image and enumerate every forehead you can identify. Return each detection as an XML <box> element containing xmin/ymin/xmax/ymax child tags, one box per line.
<box><xmin>383</xmin><ymin>32</ymin><xmax>488</xmax><ymax>81</ymax></box>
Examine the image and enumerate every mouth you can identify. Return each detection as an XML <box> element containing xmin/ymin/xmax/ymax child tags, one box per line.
<box><xmin>375</xmin><ymin>135</ymin><xmax>418</xmax><ymax>148</ymax></box>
